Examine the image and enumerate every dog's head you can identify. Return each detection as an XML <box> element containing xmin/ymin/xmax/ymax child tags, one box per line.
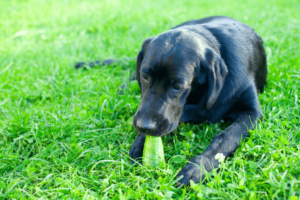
<box><xmin>133</xmin><ymin>27</ymin><xmax>228</xmax><ymax>136</ymax></box>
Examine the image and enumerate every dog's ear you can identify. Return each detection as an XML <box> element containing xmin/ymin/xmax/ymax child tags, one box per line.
<box><xmin>198</xmin><ymin>48</ymin><xmax>228</xmax><ymax>110</ymax></box>
<box><xmin>136</xmin><ymin>37</ymin><xmax>155</xmax><ymax>89</ymax></box>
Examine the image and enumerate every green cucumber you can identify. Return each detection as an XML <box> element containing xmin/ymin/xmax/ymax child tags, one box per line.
<box><xmin>143</xmin><ymin>135</ymin><xmax>165</xmax><ymax>167</ymax></box>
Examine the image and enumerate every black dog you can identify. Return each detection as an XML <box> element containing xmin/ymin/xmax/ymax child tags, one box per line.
<box><xmin>77</xmin><ymin>16</ymin><xmax>267</xmax><ymax>185</ymax></box>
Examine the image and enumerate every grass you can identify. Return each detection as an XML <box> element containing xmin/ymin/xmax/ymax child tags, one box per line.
<box><xmin>0</xmin><ymin>0</ymin><xmax>300</xmax><ymax>199</ymax></box>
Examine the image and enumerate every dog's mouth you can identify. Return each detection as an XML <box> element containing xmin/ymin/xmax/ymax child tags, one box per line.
<box><xmin>156</xmin><ymin>121</ymin><xmax>180</xmax><ymax>137</ymax></box>
<box><xmin>133</xmin><ymin>115</ymin><xmax>177</xmax><ymax>137</ymax></box>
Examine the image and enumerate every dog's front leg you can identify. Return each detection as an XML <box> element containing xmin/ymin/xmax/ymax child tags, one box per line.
<box><xmin>129</xmin><ymin>133</ymin><xmax>146</xmax><ymax>164</ymax></box>
<box><xmin>176</xmin><ymin>111</ymin><xmax>260</xmax><ymax>185</ymax></box>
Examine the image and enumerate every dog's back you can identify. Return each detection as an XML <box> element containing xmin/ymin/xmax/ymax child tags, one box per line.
<box><xmin>175</xmin><ymin>16</ymin><xmax>267</xmax><ymax>93</ymax></box>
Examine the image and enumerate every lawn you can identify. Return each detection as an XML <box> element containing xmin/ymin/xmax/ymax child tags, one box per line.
<box><xmin>0</xmin><ymin>0</ymin><xmax>300</xmax><ymax>199</ymax></box>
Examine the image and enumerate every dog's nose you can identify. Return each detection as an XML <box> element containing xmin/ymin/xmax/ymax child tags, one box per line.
<box><xmin>135</xmin><ymin>118</ymin><xmax>156</xmax><ymax>134</ymax></box>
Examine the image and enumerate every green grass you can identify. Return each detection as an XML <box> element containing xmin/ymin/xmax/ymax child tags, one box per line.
<box><xmin>0</xmin><ymin>0</ymin><xmax>300</xmax><ymax>199</ymax></box>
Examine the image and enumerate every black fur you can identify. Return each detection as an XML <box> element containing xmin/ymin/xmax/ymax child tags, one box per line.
<box><xmin>131</xmin><ymin>16</ymin><xmax>266</xmax><ymax>185</ymax></box>
<box><xmin>77</xmin><ymin>16</ymin><xmax>267</xmax><ymax>186</ymax></box>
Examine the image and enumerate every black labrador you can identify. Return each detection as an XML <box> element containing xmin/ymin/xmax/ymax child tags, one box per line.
<box><xmin>76</xmin><ymin>16</ymin><xmax>267</xmax><ymax>186</ymax></box>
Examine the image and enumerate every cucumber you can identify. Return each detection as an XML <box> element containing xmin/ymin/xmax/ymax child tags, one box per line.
<box><xmin>143</xmin><ymin>135</ymin><xmax>165</xmax><ymax>167</ymax></box>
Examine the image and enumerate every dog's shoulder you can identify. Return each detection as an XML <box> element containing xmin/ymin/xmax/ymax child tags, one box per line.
<box><xmin>176</xmin><ymin>17</ymin><xmax>265</xmax><ymax>121</ymax></box>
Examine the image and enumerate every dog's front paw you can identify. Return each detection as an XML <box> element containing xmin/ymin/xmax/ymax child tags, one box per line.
<box><xmin>129</xmin><ymin>134</ymin><xmax>146</xmax><ymax>164</ymax></box>
<box><xmin>176</xmin><ymin>163</ymin><xmax>204</xmax><ymax>186</ymax></box>
<box><xmin>176</xmin><ymin>155</ymin><xmax>218</xmax><ymax>186</ymax></box>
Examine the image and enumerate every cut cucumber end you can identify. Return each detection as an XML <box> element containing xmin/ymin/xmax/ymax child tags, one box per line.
<box><xmin>143</xmin><ymin>135</ymin><xmax>165</xmax><ymax>167</ymax></box>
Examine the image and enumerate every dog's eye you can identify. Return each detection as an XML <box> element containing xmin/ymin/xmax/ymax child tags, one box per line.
<box><xmin>142</xmin><ymin>74</ymin><xmax>149</xmax><ymax>80</ymax></box>
<box><xmin>173</xmin><ymin>84</ymin><xmax>182</xmax><ymax>90</ymax></box>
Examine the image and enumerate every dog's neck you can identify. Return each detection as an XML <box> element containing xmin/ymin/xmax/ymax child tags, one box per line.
<box><xmin>175</xmin><ymin>25</ymin><xmax>221</xmax><ymax>55</ymax></box>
